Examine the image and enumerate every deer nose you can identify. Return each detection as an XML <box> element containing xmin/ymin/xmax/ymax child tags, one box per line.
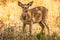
<box><xmin>25</xmin><ymin>10</ymin><xmax>28</xmax><ymax>12</ymax></box>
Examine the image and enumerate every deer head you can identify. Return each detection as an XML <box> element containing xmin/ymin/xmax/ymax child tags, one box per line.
<box><xmin>18</xmin><ymin>1</ymin><xmax>33</xmax><ymax>12</ymax></box>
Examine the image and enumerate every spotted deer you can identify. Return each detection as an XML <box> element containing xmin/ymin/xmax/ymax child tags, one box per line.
<box><xmin>18</xmin><ymin>1</ymin><xmax>49</xmax><ymax>35</ymax></box>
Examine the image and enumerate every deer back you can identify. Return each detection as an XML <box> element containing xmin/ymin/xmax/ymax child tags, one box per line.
<box><xmin>28</xmin><ymin>6</ymin><xmax>48</xmax><ymax>23</ymax></box>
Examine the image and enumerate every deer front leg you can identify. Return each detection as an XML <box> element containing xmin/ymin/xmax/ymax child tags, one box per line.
<box><xmin>29</xmin><ymin>22</ymin><xmax>33</xmax><ymax>36</ymax></box>
<box><xmin>23</xmin><ymin>23</ymin><xmax>26</xmax><ymax>33</ymax></box>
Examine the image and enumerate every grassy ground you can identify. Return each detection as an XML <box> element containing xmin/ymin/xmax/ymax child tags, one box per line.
<box><xmin>0</xmin><ymin>0</ymin><xmax>60</xmax><ymax>40</ymax></box>
<box><xmin>0</xmin><ymin>24</ymin><xmax>60</xmax><ymax>40</ymax></box>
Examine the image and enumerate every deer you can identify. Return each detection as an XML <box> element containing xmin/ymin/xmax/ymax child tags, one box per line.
<box><xmin>18</xmin><ymin>1</ymin><xmax>49</xmax><ymax>36</ymax></box>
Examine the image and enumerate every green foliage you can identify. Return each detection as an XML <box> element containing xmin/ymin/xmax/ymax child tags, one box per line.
<box><xmin>36</xmin><ymin>32</ymin><xmax>60</xmax><ymax>40</ymax></box>
<box><xmin>36</xmin><ymin>31</ymin><xmax>48</xmax><ymax>40</ymax></box>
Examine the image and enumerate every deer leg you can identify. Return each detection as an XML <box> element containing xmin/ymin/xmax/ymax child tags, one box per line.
<box><xmin>29</xmin><ymin>22</ymin><xmax>33</xmax><ymax>36</ymax></box>
<box><xmin>41</xmin><ymin>21</ymin><xmax>49</xmax><ymax>34</ymax></box>
<box><xmin>23</xmin><ymin>23</ymin><xmax>26</xmax><ymax>33</ymax></box>
<box><xmin>39</xmin><ymin>21</ymin><xmax>45</xmax><ymax>33</ymax></box>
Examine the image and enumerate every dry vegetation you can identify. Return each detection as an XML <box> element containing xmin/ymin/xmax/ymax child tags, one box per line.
<box><xmin>0</xmin><ymin>0</ymin><xmax>60</xmax><ymax>40</ymax></box>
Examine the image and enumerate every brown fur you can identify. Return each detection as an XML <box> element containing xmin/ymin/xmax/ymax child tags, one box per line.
<box><xmin>29</xmin><ymin>6</ymin><xmax>48</xmax><ymax>23</ymax></box>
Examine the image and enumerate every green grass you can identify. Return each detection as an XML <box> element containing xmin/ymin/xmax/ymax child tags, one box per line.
<box><xmin>36</xmin><ymin>32</ymin><xmax>60</xmax><ymax>40</ymax></box>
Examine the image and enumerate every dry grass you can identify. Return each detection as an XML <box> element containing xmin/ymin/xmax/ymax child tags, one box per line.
<box><xmin>0</xmin><ymin>0</ymin><xmax>60</xmax><ymax>40</ymax></box>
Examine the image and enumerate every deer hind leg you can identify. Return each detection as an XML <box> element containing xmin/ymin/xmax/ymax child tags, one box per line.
<box><xmin>39</xmin><ymin>21</ymin><xmax>45</xmax><ymax>33</ymax></box>
<box><xmin>39</xmin><ymin>21</ymin><xmax>49</xmax><ymax>34</ymax></box>
<box><xmin>41</xmin><ymin>21</ymin><xmax>49</xmax><ymax>34</ymax></box>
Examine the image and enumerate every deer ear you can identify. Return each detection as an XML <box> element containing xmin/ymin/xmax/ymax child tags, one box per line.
<box><xmin>27</xmin><ymin>1</ymin><xmax>33</xmax><ymax>6</ymax></box>
<box><xmin>18</xmin><ymin>1</ymin><xmax>23</xmax><ymax>7</ymax></box>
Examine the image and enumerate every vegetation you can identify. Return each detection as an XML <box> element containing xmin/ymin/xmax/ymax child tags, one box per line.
<box><xmin>36</xmin><ymin>32</ymin><xmax>60</xmax><ymax>40</ymax></box>
<box><xmin>0</xmin><ymin>0</ymin><xmax>60</xmax><ymax>40</ymax></box>
<box><xmin>0</xmin><ymin>22</ymin><xmax>60</xmax><ymax>40</ymax></box>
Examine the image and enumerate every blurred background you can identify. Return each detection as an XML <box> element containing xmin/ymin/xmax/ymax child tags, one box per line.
<box><xmin>0</xmin><ymin>0</ymin><xmax>60</xmax><ymax>40</ymax></box>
